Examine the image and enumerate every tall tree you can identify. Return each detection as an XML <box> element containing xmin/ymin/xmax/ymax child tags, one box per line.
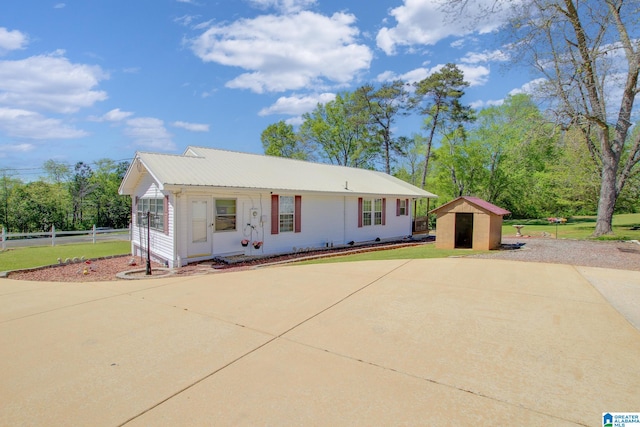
<box><xmin>42</xmin><ymin>159</ymin><xmax>70</xmax><ymax>184</ymax></box>
<box><xmin>411</xmin><ymin>63</ymin><xmax>474</xmax><ymax>189</ymax></box>
<box><xmin>261</xmin><ymin>120</ymin><xmax>312</xmax><ymax>160</ymax></box>
<box><xmin>89</xmin><ymin>159</ymin><xmax>131</xmax><ymax>228</ymax></box>
<box><xmin>356</xmin><ymin>81</ymin><xmax>410</xmax><ymax>174</ymax></box>
<box><xmin>468</xmin><ymin>93</ymin><xmax>557</xmax><ymax>216</ymax></box>
<box><xmin>69</xmin><ymin>162</ymin><xmax>95</xmax><ymax>228</ymax></box>
<box><xmin>300</xmin><ymin>92</ymin><xmax>377</xmax><ymax>167</ymax></box>
<box><xmin>451</xmin><ymin>0</ymin><xmax>640</xmax><ymax>235</ymax></box>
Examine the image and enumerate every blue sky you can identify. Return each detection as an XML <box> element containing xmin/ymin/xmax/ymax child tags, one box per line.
<box><xmin>0</xmin><ymin>0</ymin><xmax>537</xmax><ymax>179</ymax></box>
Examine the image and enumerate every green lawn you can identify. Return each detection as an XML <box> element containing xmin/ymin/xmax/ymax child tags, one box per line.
<box><xmin>502</xmin><ymin>213</ymin><xmax>640</xmax><ymax>240</ymax></box>
<box><xmin>3</xmin><ymin>214</ymin><xmax>638</xmax><ymax>271</ymax></box>
<box><xmin>294</xmin><ymin>243</ymin><xmax>482</xmax><ymax>265</ymax></box>
<box><xmin>298</xmin><ymin>213</ymin><xmax>640</xmax><ymax>266</ymax></box>
<box><xmin>0</xmin><ymin>241</ymin><xmax>131</xmax><ymax>271</ymax></box>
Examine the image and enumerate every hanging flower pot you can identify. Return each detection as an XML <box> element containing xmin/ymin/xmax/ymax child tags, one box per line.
<box><xmin>253</xmin><ymin>241</ymin><xmax>262</xmax><ymax>249</ymax></box>
<box><xmin>241</xmin><ymin>239</ymin><xmax>249</xmax><ymax>247</ymax></box>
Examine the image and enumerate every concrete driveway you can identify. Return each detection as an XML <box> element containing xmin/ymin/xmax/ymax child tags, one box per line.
<box><xmin>1</xmin><ymin>258</ymin><xmax>639</xmax><ymax>426</ymax></box>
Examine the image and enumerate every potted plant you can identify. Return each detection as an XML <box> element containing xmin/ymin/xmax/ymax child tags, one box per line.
<box><xmin>253</xmin><ymin>241</ymin><xmax>262</xmax><ymax>249</ymax></box>
<box><xmin>241</xmin><ymin>239</ymin><xmax>249</xmax><ymax>247</ymax></box>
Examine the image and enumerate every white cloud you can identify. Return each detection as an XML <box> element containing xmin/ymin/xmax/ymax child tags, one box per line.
<box><xmin>172</xmin><ymin>120</ymin><xmax>209</xmax><ymax>132</ymax></box>
<box><xmin>0</xmin><ymin>142</ymin><xmax>34</xmax><ymax>153</ymax></box>
<box><xmin>95</xmin><ymin>108</ymin><xmax>134</xmax><ymax>122</ymax></box>
<box><xmin>509</xmin><ymin>78</ymin><xmax>546</xmax><ymax>96</ymax></box>
<box><xmin>258</xmin><ymin>92</ymin><xmax>336</xmax><ymax>116</ymax></box>
<box><xmin>285</xmin><ymin>116</ymin><xmax>304</xmax><ymax>126</ymax></box>
<box><xmin>189</xmin><ymin>11</ymin><xmax>372</xmax><ymax>93</ymax></box>
<box><xmin>174</xmin><ymin>14</ymin><xmax>200</xmax><ymax>27</ymax></box>
<box><xmin>0</xmin><ymin>51</ymin><xmax>108</xmax><ymax>113</ymax></box>
<box><xmin>376</xmin><ymin>0</ymin><xmax>508</xmax><ymax>55</ymax></box>
<box><xmin>458</xmin><ymin>64</ymin><xmax>490</xmax><ymax>86</ymax></box>
<box><xmin>461</xmin><ymin>49</ymin><xmax>509</xmax><ymax>64</ymax></box>
<box><xmin>470</xmin><ymin>98</ymin><xmax>504</xmax><ymax>109</ymax></box>
<box><xmin>247</xmin><ymin>0</ymin><xmax>317</xmax><ymax>14</ymax></box>
<box><xmin>0</xmin><ymin>107</ymin><xmax>87</xmax><ymax>139</ymax></box>
<box><xmin>125</xmin><ymin>117</ymin><xmax>175</xmax><ymax>150</ymax></box>
<box><xmin>378</xmin><ymin>63</ymin><xmax>490</xmax><ymax>87</ymax></box>
<box><xmin>0</xmin><ymin>28</ymin><xmax>28</xmax><ymax>54</ymax></box>
<box><xmin>54</xmin><ymin>3</ymin><xmax>66</xmax><ymax>8</ymax></box>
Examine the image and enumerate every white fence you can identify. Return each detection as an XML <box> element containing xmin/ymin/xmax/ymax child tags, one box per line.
<box><xmin>1</xmin><ymin>225</ymin><xmax>131</xmax><ymax>250</ymax></box>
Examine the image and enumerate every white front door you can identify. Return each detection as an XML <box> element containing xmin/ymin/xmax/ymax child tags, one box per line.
<box><xmin>188</xmin><ymin>198</ymin><xmax>212</xmax><ymax>258</ymax></box>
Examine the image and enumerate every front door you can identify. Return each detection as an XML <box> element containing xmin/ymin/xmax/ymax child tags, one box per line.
<box><xmin>454</xmin><ymin>213</ymin><xmax>474</xmax><ymax>249</ymax></box>
<box><xmin>188</xmin><ymin>198</ymin><xmax>212</xmax><ymax>258</ymax></box>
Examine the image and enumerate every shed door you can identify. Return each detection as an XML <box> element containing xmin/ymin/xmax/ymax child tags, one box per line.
<box><xmin>188</xmin><ymin>198</ymin><xmax>212</xmax><ymax>258</ymax></box>
<box><xmin>455</xmin><ymin>213</ymin><xmax>473</xmax><ymax>249</ymax></box>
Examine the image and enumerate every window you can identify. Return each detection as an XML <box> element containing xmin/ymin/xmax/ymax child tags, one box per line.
<box><xmin>374</xmin><ymin>198</ymin><xmax>383</xmax><ymax>225</ymax></box>
<box><xmin>397</xmin><ymin>199</ymin><xmax>407</xmax><ymax>216</ymax></box>
<box><xmin>359</xmin><ymin>197</ymin><xmax>386</xmax><ymax>227</ymax></box>
<box><xmin>362</xmin><ymin>199</ymin><xmax>372</xmax><ymax>226</ymax></box>
<box><xmin>215</xmin><ymin>199</ymin><xmax>236</xmax><ymax>231</ymax></box>
<box><xmin>271</xmin><ymin>194</ymin><xmax>301</xmax><ymax>234</ymax></box>
<box><xmin>137</xmin><ymin>198</ymin><xmax>164</xmax><ymax>231</ymax></box>
<box><xmin>279</xmin><ymin>196</ymin><xmax>294</xmax><ymax>232</ymax></box>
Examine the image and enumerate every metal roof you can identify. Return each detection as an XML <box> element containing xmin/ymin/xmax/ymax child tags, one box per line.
<box><xmin>119</xmin><ymin>146</ymin><xmax>437</xmax><ymax>198</ymax></box>
<box><xmin>430</xmin><ymin>196</ymin><xmax>511</xmax><ymax>216</ymax></box>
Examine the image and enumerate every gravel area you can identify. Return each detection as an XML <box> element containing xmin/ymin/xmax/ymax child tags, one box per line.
<box><xmin>5</xmin><ymin>237</ymin><xmax>639</xmax><ymax>282</ymax></box>
<box><xmin>470</xmin><ymin>237</ymin><xmax>640</xmax><ymax>271</ymax></box>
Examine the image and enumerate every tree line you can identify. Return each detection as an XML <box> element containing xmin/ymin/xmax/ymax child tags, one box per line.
<box><xmin>1</xmin><ymin>159</ymin><xmax>131</xmax><ymax>233</ymax></box>
<box><xmin>263</xmin><ymin>0</ymin><xmax>640</xmax><ymax>236</ymax></box>
<box><xmin>262</xmin><ymin>86</ymin><xmax>638</xmax><ymax>221</ymax></box>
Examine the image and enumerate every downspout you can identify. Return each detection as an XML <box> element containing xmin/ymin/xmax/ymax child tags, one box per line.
<box><xmin>172</xmin><ymin>190</ymin><xmax>181</xmax><ymax>267</ymax></box>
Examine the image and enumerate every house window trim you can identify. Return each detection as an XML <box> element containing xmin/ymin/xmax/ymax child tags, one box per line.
<box><xmin>396</xmin><ymin>198</ymin><xmax>409</xmax><ymax>216</ymax></box>
<box><xmin>136</xmin><ymin>195</ymin><xmax>168</xmax><ymax>234</ymax></box>
<box><xmin>214</xmin><ymin>198</ymin><xmax>237</xmax><ymax>232</ymax></box>
<box><xmin>271</xmin><ymin>194</ymin><xmax>302</xmax><ymax>234</ymax></box>
<box><xmin>358</xmin><ymin>197</ymin><xmax>386</xmax><ymax>227</ymax></box>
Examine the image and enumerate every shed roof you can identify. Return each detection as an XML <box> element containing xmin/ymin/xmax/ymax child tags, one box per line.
<box><xmin>429</xmin><ymin>196</ymin><xmax>511</xmax><ymax>216</ymax></box>
<box><xmin>119</xmin><ymin>146</ymin><xmax>437</xmax><ymax>198</ymax></box>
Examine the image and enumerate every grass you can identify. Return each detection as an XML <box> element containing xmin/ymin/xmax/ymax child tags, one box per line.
<box><xmin>3</xmin><ymin>214</ymin><xmax>638</xmax><ymax>271</ymax></box>
<box><xmin>299</xmin><ymin>213</ymin><xmax>640</xmax><ymax>266</ymax></box>
<box><xmin>294</xmin><ymin>243</ymin><xmax>485</xmax><ymax>265</ymax></box>
<box><xmin>0</xmin><ymin>241</ymin><xmax>131</xmax><ymax>271</ymax></box>
<box><xmin>502</xmin><ymin>213</ymin><xmax>640</xmax><ymax>240</ymax></box>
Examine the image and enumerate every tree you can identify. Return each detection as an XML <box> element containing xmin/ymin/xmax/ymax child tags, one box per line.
<box><xmin>356</xmin><ymin>81</ymin><xmax>410</xmax><ymax>174</ymax></box>
<box><xmin>467</xmin><ymin>94</ymin><xmax>558</xmax><ymax>216</ymax></box>
<box><xmin>89</xmin><ymin>159</ymin><xmax>131</xmax><ymax>228</ymax></box>
<box><xmin>451</xmin><ymin>0</ymin><xmax>640</xmax><ymax>235</ymax></box>
<box><xmin>42</xmin><ymin>160</ymin><xmax>70</xmax><ymax>184</ymax></box>
<box><xmin>300</xmin><ymin>92</ymin><xmax>377</xmax><ymax>167</ymax></box>
<box><xmin>69</xmin><ymin>162</ymin><xmax>95</xmax><ymax>228</ymax></box>
<box><xmin>433</xmin><ymin>126</ymin><xmax>486</xmax><ymax>199</ymax></box>
<box><xmin>261</xmin><ymin>121</ymin><xmax>312</xmax><ymax>160</ymax></box>
<box><xmin>0</xmin><ymin>171</ymin><xmax>19</xmax><ymax>230</ymax></box>
<box><xmin>411</xmin><ymin>63</ymin><xmax>475</xmax><ymax>189</ymax></box>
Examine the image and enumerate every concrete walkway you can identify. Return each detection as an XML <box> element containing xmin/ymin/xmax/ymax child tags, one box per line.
<box><xmin>1</xmin><ymin>258</ymin><xmax>638</xmax><ymax>426</ymax></box>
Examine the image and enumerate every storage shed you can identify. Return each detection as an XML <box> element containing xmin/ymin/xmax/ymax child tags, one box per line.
<box><xmin>430</xmin><ymin>196</ymin><xmax>510</xmax><ymax>250</ymax></box>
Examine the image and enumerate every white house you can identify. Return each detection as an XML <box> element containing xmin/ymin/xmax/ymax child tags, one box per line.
<box><xmin>118</xmin><ymin>146</ymin><xmax>437</xmax><ymax>267</ymax></box>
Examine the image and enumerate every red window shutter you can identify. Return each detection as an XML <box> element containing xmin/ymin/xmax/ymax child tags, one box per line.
<box><xmin>396</xmin><ymin>199</ymin><xmax>400</xmax><ymax>216</ymax></box>
<box><xmin>163</xmin><ymin>195</ymin><xmax>169</xmax><ymax>234</ymax></box>
<box><xmin>382</xmin><ymin>198</ymin><xmax>386</xmax><ymax>225</ymax></box>
<box><xmin>358</xmin><ymin>197</ymin><xmax>363</xmax><ymax>228</ymax></box>
<box><xmin>405</xmin><ymin>199</ymin><xmax>409</xmax><ymax>216</ymax></box>
<box><xmin>271</xmin><ymin>194</ymin><xmax>279</xmax><ymax>235</ymax></box>
<box><xmin>294</xmin><ymin>195</ymin><xmax>302</xmax><ymax>233</ymax></box>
